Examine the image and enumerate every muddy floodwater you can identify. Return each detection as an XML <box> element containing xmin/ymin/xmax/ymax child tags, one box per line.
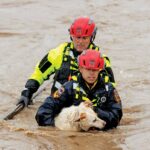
<box><xmin>0</xmin><ymin>0</ymin><xmax>150</xmax><ymax>149</ymax></box>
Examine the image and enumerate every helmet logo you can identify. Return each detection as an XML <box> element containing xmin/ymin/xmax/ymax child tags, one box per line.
<box><xmin>76</xmin><ymin>27</ymin><xmax>82</xmax><ymax>35</ymax></box>
<box><xmin>89</xmin><ymin>60</ymin><xmax>95</xmax><ymax>66</ymax></box>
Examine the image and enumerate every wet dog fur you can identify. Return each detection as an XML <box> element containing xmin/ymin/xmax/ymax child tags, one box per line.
<box><xmin>54</xmin><ymin>101</ymin><xmax>106</xmax><ymax>131</ymax></box>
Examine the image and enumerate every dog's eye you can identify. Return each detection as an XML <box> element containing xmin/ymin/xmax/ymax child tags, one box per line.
<box><xmin>93</xmin><ymin>118</ymin><xmax>97</xmax><ymax>122</ymax></box>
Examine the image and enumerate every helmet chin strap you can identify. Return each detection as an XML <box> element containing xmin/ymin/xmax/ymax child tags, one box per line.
<box><xmin>70</xmin><ymin>36</ymin><xmax>73</xmax><ymax>41</ymax></box>
<box><xmin>68</xmin><ymin>29</ymin><xmax>73</xmax><ymax>41</ymax></box>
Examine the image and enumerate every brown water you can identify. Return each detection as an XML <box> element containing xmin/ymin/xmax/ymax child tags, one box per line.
<box><xmin>0</xmin><ymin>0</ymin><xmax>150</xmax><ymax>149</ymax></box>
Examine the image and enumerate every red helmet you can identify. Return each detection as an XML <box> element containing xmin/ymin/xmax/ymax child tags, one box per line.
<box><xmin>69</xmin><ymin>17</ymin><xmax>97</xmax><ymax>39</ymax></box>
<box><xmin>78</xmin><ymin>49</ymin><xmax>104</xmax><ymax>70</ymax></box>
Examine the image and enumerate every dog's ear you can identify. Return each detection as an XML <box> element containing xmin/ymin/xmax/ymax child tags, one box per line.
<box><xmin>80</xmin><ymin>112</ymin><xmax>86</xmax><ymax>120</ymax></box>
<box><xmin>73</xmin><ymin>110</ymin><xmax>80</xmax><ymax>122</ymax></box>
<box><xmin>74</xmin><ymin>113</ymin><xmax>86</xmax><ymax>122</ymax></box>
<box><xmin>74</xmin><ymin>117</ymin><xmax>80</xmax><ymax>122</ymax></box>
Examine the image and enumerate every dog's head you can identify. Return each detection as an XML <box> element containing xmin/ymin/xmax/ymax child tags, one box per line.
<box><xmin>74</xmin><ymin>102</ymin><xmax>106</xmax><ymax>131</ymax></box>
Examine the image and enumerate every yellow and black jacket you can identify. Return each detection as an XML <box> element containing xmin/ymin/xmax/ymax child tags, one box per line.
<box><xmin>22</xmin><ymin>42</ymin><xmax>115</xmax><ymax>99</ymax></box>
<box><xmin>35</xmin><ymin>74</ymin><xmax>122</xmax><ymax>130</ymax></box>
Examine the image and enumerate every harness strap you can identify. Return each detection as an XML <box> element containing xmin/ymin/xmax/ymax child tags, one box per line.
<box><xmin>73</xmin><ymin>81</ymin><xmax>109</xmax><ymax>107</ymax></box>
<box><xmin>55</xmin><ymin>81</ymin><xmax>62</xmax><ymax>89</ymax></box>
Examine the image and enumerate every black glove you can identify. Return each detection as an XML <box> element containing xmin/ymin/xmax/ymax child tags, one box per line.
<box><xmin>17</xmin><ymin>95</ymin><xmax>33</xmax><ymax>107</ymax></box>
<box><xmin>16</xmin><ymin>89</ymin><xmax>33</xmax><ymax>107</ymax></box>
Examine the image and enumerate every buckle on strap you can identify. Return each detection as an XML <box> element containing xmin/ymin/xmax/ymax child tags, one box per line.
<box><xmin>55</xmin><ymin>81</ymin><xmax>62</xmax><ymax>89</ymax></box>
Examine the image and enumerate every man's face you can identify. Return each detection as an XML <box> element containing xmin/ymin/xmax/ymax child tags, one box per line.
<box><xmin>79</xmin><ymin>67</ymin><xmax>100</xmax><ymax>84</ymax></box>
<box><xmin>72</xmin><ymin>36</ymin><xmax>91</xmax><ymax>52</ymax></box>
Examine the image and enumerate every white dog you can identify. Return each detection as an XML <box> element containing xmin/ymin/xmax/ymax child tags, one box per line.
<box><xmin>54</xmin><ymin>101</ymin><xmax>106</xmax><ymax>131</ymax></box>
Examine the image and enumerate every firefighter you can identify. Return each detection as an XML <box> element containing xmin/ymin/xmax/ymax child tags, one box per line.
<box><xmin>35</xmin><ymin>50</ymin><xmax>122</xmax><ymax>130</ymax></box>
